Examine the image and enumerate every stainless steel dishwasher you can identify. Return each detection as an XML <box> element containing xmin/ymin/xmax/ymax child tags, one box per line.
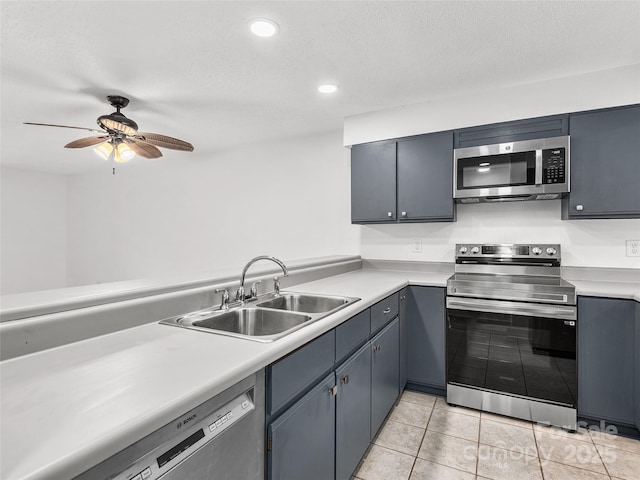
<box><xmin>74</xmin><ymin>370</ymin><xmax>265</xmax><ymax>480</ymax></box>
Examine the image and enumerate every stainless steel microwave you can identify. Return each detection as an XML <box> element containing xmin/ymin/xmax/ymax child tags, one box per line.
<box><xmin>453</xmin><ymin>136</ymin><xmax>570</xmax><ymax>203</ymax></box>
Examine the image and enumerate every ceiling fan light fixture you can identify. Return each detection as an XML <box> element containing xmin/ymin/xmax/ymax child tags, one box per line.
<box><xmin>116</xmin><ymin>143</ymin><xmax>135</xmax><ymax>162</ymax></box>
<box><xmin>93</xmin><ymin>141</ymin><xmax>136</xmax><ymax>163</ymax></box>
<box><xmin>93</xmin><ymin>142</ymin><xmax>113</xmax><ymax>161</ymax></box>
<box><xmin>249</xmin><ymin>18</ymin><xmax>279</xmax><ymax>37</ymax></box>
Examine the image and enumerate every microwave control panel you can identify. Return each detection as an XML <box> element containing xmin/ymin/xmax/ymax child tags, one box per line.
<box><xmin>542</xmin><ymin>148</ymin><xmax>566</xmax><ymax>184</ymax></box>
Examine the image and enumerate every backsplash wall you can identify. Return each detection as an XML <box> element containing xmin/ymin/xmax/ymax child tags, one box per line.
<box><xmin>360</xmin><ymin>200</ymin><xmax>640</xmax><ymax>269</ymax></box>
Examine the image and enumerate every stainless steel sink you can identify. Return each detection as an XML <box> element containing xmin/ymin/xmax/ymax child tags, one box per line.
<box><xmin>256</xmin><ymin>293</ymin><xmax>351</xmax><ymax>313</ymax></box>
<box><xmin>160</xmin><ymin>291</ymin><xmax>360</xmax><ymax>342</ymax></box>
<box><xmin>193</xmin><ymin>308</ymin><xmax>312</xmax><ymax>336</ymax></box>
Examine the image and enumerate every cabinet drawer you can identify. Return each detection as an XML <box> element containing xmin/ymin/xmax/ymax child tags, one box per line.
<box><xmin>370</xmin><ymin>293</ymin><xmax>399</xmax><ymax>333</ymax></box>
<box><xmin>336</xmin><ymin>309</ymin><xmax>371</xmax><ymax>363</ymax></box>
<box><xmin>268</xmin><ymin>330</ymin><xmax>336</xmax><ymax>416</ymax></box>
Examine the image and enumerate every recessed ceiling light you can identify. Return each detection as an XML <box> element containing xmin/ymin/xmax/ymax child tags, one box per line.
<box><xmin>249</xmin><ymin>18</ymin><xmax>279</xmax><ymax>37</ymax></box>
<box><xmin>318</xmin><ymin>83</ymin><xmax>339</xmax><ymax>94</ymax></box>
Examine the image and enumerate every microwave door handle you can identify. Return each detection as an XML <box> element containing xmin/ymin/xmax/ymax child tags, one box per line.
<box><xmin>535</xmin><ymin>149</ymin><xmax>543</xmax><ymax>185</ymax></box>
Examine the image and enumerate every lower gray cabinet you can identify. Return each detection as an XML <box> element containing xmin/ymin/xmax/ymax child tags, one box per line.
<box><xmin>336</xmin><ymin>343</ymin><xmax>371</xmax><ymax>480</ymax></box>
<box><xmin>407</xmin><ymin>286</ymin><xmax>446</xmax><ymax>391</ymax></box>
<box><xmin>578</xmin><ymin>296</ymin><xmax>636</xmax><ymax>426</ymax></box>
<box><xmin>636</xmin><ymin>302</ymin><xmax>640</xmax><ymax>432</ymax></box>
<box><xmin>399</xmin><ymin>288</ymin><xmax>408</xmax><ymax>390</ymax></box>
<box><xmin>371</xmin><ymin>318</ymin><xmax>400</xmax><ymax>438</ymax></box>
<box><xmin>268</xmin><ymin>373</ymin><xmax>336</xmax><ymax>480</ymax></box>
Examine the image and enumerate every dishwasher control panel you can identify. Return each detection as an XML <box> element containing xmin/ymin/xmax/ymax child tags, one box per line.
<box><xmin>115</xmin><ymin>390</ymin><xmax>255</xmax><ymax>480</ymax></box>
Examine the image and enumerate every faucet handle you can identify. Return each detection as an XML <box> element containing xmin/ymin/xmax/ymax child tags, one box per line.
<box><xmin>215</xmin><ymin>288</ymin><xmax>230</xmax><ymax>309</ymax></box>
<box><xmin>250</xmin><ymin>280</ymin><xmax>262</xmax><ymax>299</ymax></box>
<box><xmin>235</xmin><ymin>286</ymin><xmax>245</xmax><ymax>302</ymax></box>
<box><xmin>273</xmin><ymin>276</ymin><xmax>281</xmax><ymax>295</ymax></box>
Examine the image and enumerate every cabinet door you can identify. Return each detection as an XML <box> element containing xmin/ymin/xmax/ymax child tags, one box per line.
<box><xmin>407</xmin><ymin>286</ymin><xmax>446</xmax><ymax>390</ymax></box>
<box><xmin>399</xmin><ymin>288</ymin><xmax>409</xmax><ymax>390</ymax></box>
<box><xmin>578</xmin><ymin>297</ymin><xmax>636</xmax><ymax>425</ymax></box>
<box><xmin>268</xmin><ymin>373</ymin><xmax>336</xmax><ymax>480</ymax></box>
<box><xmin>566</xmin><ymin>105</ymin><xmax>640</xmax><ymax>218</ymax></box>
<box><xmin>351</xmin><ymin>142</ymin><xmax>397</xmax><ymax>223</ymax></box>
<box><xmin>636</xmin><ymin>302</ymin><xmax>640</xmax><ymax>431</ymax></box>
<box><xmin>336</xmin><ymin>343</ymin><xmax>372</xmax><ymax>480</ymax></box>
<box><xmin>371</xmin><ymin>318</ymin><xmax>400</xmax><ymax>438</ymax></box>
<box><xmin>397</xmin><ymin>132</ymin><xmax>455</xmax><ymax>222</ymax></box>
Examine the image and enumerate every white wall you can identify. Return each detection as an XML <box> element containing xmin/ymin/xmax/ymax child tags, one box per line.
<box><xmin>65</xmin><ymin>130</ymin><xmax>360</xmax><ymax>286</ymax></box>
<box><xmin>1</xmin><ymin>167</ymin><xmax>67</xmax><ymax>294</ymax></box>
<box><xmin>344</xmin><ymin>65</ymin><xmax>640</xmax><ymax>145</ymax></box>
<box><xmin>361</xmin><ymin>201</ymin><xmax>640</xmax><ymax>269</ymax></box>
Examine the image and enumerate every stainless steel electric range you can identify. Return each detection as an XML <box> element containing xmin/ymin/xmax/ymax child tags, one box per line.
<box><xmin>446</xmin><ymin>243</ymin><xmax>577</xmax><ymax>430</ymax></box>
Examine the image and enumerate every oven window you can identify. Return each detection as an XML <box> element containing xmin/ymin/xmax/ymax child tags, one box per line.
<box><xmin>446</xmin><ymin>309</ymin><xmax>577</xmax><ymax>407</ymax></box>
<box><xmin>457</xmin><ymin>152</ymin><xmax>536</xmax><ymax>190</ymax></box>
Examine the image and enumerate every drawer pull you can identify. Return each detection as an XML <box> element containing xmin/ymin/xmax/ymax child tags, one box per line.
<box><xmin>383</xmin><ymin>307</ymin><xmax>391</xmax><ymax>314</ymax></box>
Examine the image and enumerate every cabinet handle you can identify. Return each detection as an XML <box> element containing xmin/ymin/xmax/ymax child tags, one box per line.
<box><xmin>400</xmin><ymin>295</ymin><xmax>406</xmax><ymax>300</ymax></box>
<box><xmin>576</xmin><ymin>204</ymin><xmax>584</xmax><ymax>211</ymax></box>
<box><xmin>387</xmin><ymin>212</ymin><xmax>393</xmax><ymax>218</ymax></box>
<box><xmin>329</xmin><ymin>385</ymin><xmax>338</xmax><ymax>396</ymax></box>
<box><xmin>383</xmin><ymin>307</ymin><xmax>391</xmax><ymax>314</ymax></box>
<box><xmin>341</xmin><ymin>375</ymin><xmax>350</xmax><ymax>384</ymax></box>
<box><xmin>373</xmin><ymin>344</ymin><xmax>381</xmax><ymax>352</ymax></box>
<box><xmin>401</xmin><ymin>211</ymin><xmax>407</xmax><ymax>217</ymax></box>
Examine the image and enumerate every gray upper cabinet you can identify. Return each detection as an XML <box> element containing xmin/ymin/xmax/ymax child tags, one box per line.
<box><xmin>351</xmin><ymin>131</ymin><xmax>455</xmax><ymax>224</ymax></box>
<box><xmin>564</xmin><ymin>105</ymin><xmax>640</xmax><ymax>219</ymax></box>
<box><xmin>351</xmin><ymin>141</ymin><xmax>397</xmax><ymax>222</ymax></box>
<box><xmin>397</xmin><ymin>131</ymin><xmax>455</xmax><ymax>222</ymax></box>
<box><xmin>454</xmin><ymin>114</ymin><xmax>568</xmax><ymax>148</ymax></box>
<box><xmin>578</xmin><ymin>296</ymin><xmax>636</xmax><ymax>426</ymax></box>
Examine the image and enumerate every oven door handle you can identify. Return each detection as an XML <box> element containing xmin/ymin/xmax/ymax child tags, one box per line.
<box><xmin>446</xmin><ymin>297</ymin><xmax>577</xmax><ymax>320</ymax></box>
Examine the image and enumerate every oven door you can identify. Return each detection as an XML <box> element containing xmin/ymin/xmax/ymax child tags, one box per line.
<box><xmin>446</xmin><ymin>297</ymin><xmax>577</xmax><ymax>407</ymax></box>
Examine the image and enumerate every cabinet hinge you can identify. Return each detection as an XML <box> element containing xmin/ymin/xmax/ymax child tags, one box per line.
<box><xmin>267</xmin><ymin>436</ymin><xmax>272</xmax><ymax>451</ymax></box>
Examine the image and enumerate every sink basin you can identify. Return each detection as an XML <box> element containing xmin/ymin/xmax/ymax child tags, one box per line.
<box><xmin>160</xmin><ymin>292</ymin><xmax>360</xmax><ymax>342</ymax></box>
<box><xmin>256</xmin><ymin>293</ymin><xmax>350</xmax><ymax>313</ymax></box>
<box><xmin>192</xmin><ymin>308</ymin><xmax>312</xmax><ymax>337</ymax></box>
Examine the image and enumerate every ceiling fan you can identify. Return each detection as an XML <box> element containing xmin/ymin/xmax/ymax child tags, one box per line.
<box><xmin>24</xmin><ymin>95</ymin><xmax>194</xmax><ymax>165</ymax></box>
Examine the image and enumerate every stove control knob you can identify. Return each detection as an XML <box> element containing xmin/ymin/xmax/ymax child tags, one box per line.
<box><xmin>532</xmin><ymin>247</ymin><xmax>542</xmax><ymax>255</ymax></box>
<box><xmin>470</xmin><ymin>246</ymin><xmax>480</xmax><ymax>255</ymax></box>
<box><xmin>458</xmin><ymin>246</ymin><xmax>468</xmax><ymax>254</ymax></box>
<box><xmin>546</xmin><ymin>247</ymin><xmax>557</xmax><ymax>256</ymax></box>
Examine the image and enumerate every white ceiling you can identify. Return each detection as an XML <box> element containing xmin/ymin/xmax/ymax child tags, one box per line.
<box><xmin>2</xmin><ymin>1</ymin><xmax>639</xmax><ymax>175</ymax></box>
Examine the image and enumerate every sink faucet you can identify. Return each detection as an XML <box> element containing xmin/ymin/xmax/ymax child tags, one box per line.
<box><xmin>236</xmin><ymin>255</ymin><xmax>289</xmax><ymax>302</ymax></box>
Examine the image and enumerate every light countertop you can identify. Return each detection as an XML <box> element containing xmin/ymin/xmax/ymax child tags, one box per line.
<box><xmin>0</xmin><ymin>267</ymin><xmax>636</xmax><ymax>480</ymax></box>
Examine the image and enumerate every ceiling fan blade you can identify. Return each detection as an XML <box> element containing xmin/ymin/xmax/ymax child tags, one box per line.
<box><xmin>137</xmin><ymin>132</ymin><xmax>194</xmax><ymax>152</ymax></box>
<box><xmin>64</xmin><ymin>136</ymin><xmax>109</xmax><ymax>148</ymax></box>
<box><xmin>126</xmin><ymin>139</ymin><xmax>163</xmax><ymax>159</ymax></box>
<box><xmin>24</xmin><ymin>122</ymin><xmax>104</xmax><ymax>133</ymax></box>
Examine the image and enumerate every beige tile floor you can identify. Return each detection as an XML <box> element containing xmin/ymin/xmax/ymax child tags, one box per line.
<box><xmin>354</xmin><ymin>390</ymin><xmax>640</xmax><ymax>480</ymax></box>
